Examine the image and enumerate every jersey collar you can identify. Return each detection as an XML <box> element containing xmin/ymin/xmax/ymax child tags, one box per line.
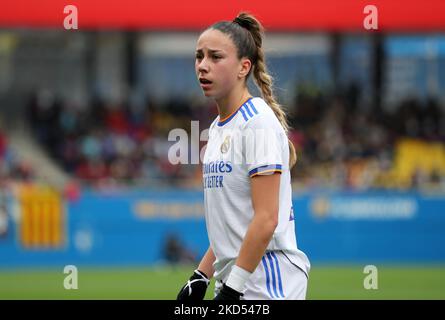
<box><xmin>217</xmin><ymin>97</ymin><xmax>254</xmax><ymax>127</ymax></box>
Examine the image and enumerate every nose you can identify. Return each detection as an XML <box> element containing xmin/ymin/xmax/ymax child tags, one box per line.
<box><xmin>197</xmin><ymin>57</ymin><xmax>209</xmax><ymax>74</ymax></box>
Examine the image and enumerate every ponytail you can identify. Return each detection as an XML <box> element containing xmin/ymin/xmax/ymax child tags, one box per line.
<box><xmin>232</xmin><ymin>12</ymin><xmax>297</xmax><ymax>168</ymax></box>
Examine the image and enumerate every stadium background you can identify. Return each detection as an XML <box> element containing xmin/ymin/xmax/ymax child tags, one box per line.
<box><xmin>0</xmin><ymin>0</ymin><xmax>445</xmax><ymax>299</ymax></box>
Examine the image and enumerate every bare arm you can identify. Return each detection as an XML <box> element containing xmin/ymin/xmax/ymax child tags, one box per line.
<box><xmin>198</xmin><ymin>246</ymin><xmax>216</xmax><ymax>279</ymax></box>
<box><xmin>235</xmin><ymin>173</ymin><xmax>280</xmax><ymax>272</ymax></box>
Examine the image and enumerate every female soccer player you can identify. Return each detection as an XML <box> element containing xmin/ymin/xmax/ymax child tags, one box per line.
<box><xmin>177</xmin><ymin>12</ymin><xmax>310</xmax><ymax>300</ymax></box>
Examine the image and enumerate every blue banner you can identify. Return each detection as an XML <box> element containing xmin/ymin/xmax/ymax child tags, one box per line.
<box><xmin>1</xmin><ymin>189</ymin><xmax>444</xmax><ymax>268</ymax></box>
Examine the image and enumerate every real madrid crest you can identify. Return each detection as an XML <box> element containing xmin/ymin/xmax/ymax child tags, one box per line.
<box><xmin>220</xmin><ymin>135</ymin><xmax>231</xmax><ymax>154</ymax></box>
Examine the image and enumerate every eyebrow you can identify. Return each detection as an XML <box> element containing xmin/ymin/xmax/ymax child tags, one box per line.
<box><xmin>195</xmin><ymin>48</ymin><xmax>224</xmax><ymax>54</ymax></box>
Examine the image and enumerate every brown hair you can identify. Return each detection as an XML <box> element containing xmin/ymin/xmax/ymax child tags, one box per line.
<box><xmin>210</xmin><ymin>12</ymin><xmax>297</xmax><ymax>168</ymax></box>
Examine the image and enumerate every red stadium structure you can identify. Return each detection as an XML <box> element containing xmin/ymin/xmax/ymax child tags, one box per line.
<box><xmin>1</xmin><ymin>0</ymin><xmax>445</xmax><ymax>31</ymax></box>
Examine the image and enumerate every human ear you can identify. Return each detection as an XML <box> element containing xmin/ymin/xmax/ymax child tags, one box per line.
<box><xmin>238</xmin><ymin>58</ymin><xmax>252</xmax><ymax>79</ymax></box>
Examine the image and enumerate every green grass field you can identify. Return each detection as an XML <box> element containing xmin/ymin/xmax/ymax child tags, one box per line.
<box><xmin>1</xmin><ymin>265</ymin><xmax>444</xmax><ymax>300</ymax></box>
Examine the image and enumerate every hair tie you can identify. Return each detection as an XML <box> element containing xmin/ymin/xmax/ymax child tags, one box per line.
<box><xmin>233</xmin><ymin>17</ymin><xmax>248</xmax><ymax>29</ymax></box>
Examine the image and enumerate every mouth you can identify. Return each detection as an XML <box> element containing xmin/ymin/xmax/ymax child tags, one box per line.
<box><xmin>199</xmin><ymin>78</ymin><xmax>213</xmax><ymax>88</ymax></box>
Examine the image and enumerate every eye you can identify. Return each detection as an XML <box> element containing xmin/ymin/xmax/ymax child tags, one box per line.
<box><xmin>195</xmin><ymin>53</ymin><xmax>203</xmax><ymax>60</ymax></box>
<box><xmin>212</xmin><ymin>55</ymin><xmax>222</xmax><ymax>60</ymax></box>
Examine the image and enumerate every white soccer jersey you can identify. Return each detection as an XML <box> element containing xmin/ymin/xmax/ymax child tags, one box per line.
<box><xmin>202</xmin><ymin>97</ymin><xmax>310</xmax><ymax>282</ymax></box>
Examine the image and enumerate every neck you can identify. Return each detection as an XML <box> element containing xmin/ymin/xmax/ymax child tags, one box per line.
<box><xmin>216</xmin><ymin>87</ymin><xmax>252</xmax><ymax>120</ymax></box>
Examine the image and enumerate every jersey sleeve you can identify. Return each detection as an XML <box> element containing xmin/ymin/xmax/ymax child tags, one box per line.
<box><xmin>243</xmin><ymin>113</ymin><xmax>284</xmax><ymax>178</ymax></box>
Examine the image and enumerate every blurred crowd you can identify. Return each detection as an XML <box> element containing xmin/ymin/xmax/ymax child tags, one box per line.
<box><xmin>288</xmin><ymin>85</ymin><xmax>445</xmax><ymax>191</ymax></box>
<box><xmin>26</xmin><ymin>87</ymin><xmax>445</xmax><ymax>191</ymax></box>
<box><xmin>27</xmin><ymin>90</ymin><xmax>214</xmax><ymax>189</ymax></box>
<box><xmin>0</xmin><ymin>129</ymin><xmax>35</xmax><ymax>185</ymax></box>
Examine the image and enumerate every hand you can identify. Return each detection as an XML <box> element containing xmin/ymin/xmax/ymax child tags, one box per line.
<box><xmin>213</xmin><ymin>283</ymin><xmax>243</xmax><ymax>300</ymax></box>
<box><xmin>177</xmin><ymin>270</ymin><xmax>210</xmax><ymax>301</ymax></box>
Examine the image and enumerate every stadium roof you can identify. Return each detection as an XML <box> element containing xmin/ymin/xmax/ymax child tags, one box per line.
<box><xmin>1</xmin><ymin>0</ymin><xmax>445</xmax><ymax>31</ymax></box>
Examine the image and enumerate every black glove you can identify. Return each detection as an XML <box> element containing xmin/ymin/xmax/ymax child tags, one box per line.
<box><xmin>214</xmin><ymin>283</ymin><xmax>243</xmax><ymax>300</ymax></box>
<box><xmin>177</xmin><ymin>269</ymin><xmax>210</xmax><ymax>301</ymax></box>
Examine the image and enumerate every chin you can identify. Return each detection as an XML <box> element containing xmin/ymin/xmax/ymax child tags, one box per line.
<box><xmin>203</xmin><ymin>90</ymin><xmax>215</xmax><ymax>98</ymax></box>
